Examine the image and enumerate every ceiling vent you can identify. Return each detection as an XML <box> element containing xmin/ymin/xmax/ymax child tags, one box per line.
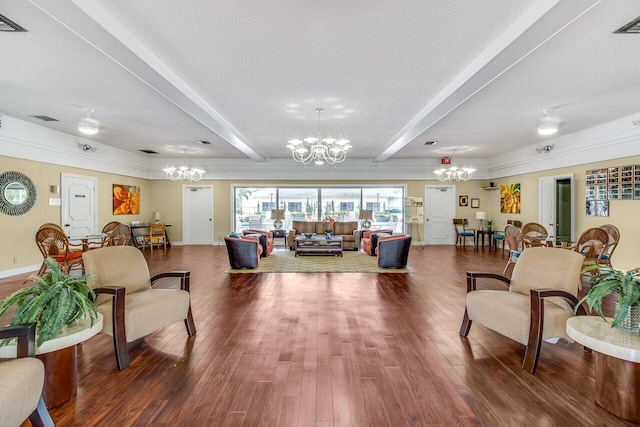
<box><xmin>197</xmin><ymin>140</ymin><xmax>212</xmax><ymax>145</ymax></box>
<box><xmin>31</xmin><ymin>115</ymin><xmax>59</xmax><ymax>122</ymax></box>
<box><xmin>0</xmin><ymin>14</ymin><xmax>27</xmax><ymax>32</ymax></box>
<box><xmin>139</xmin><ymin>149</ymin><xmax>159</xmax><ymax>154</ymax></box>
<box><xmin>614</xmin><ymin>16</ymin><xmax>640</xmax><ymax>33</ymax></box>
<box><xmin>424</xmin><ymin>141</ymin><xmax>438</xmax><ymax>146</ymax></box>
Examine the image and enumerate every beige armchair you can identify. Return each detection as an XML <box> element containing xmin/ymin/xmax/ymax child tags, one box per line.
<box><xmin>0</xmin><ymin>324</ymin><xmax>53</xmax><ymax>427</ymax></box>
<box><xmin>459</xmin><ymin>247</ymin><xmax>587</xmax><ymax>373</ymax></box>
<box><xmin>82</xmin><ymin>246</ymin><xmax>196</xmax><ymax>370</ymax></box>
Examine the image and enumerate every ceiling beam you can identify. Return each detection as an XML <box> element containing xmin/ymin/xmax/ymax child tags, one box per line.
<box><xmin>30</xmin><ymin>0</ymin><xmax>266</xmax><ymax>162</ymax></box>
<box><xmin>374</xmin><ymin>0</ymin><xmax>602</xmax><ymax>162</ymax></box>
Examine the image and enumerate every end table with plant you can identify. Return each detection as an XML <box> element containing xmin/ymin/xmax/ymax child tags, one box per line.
<box><xmin>0</xmin><ymin>257</ymin><xmax>99</xmax><ymax>347</ymax></box>
<box><xmin>576</xmin><ymin>265</ymin><xmax>640</xmax><ymax>333</ymax></box>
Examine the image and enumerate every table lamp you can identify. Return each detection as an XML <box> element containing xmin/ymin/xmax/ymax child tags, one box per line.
<box><xmin>359</xmin><ymin>209</ymin><xmax>373</xmax><ymax>230</ymax></box>
<box><xmin>271</xmin><ymin>209</ymin><xmax>285</xmax><ymax>229</ymax></box>
<box><xmin>153</xmin><ymin>211</ymin><xmax>161</xmax><ymax>223</ymax></box>
<box><xmin>475</xmin><ymin>211</ymin><xmax>486</xmax><ymax>230</ymax></box>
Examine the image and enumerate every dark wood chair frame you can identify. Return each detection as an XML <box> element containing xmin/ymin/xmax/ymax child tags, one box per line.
<box><xmin>459</xmin><ymin>271</ymin><xmax>591</xmax><ymax>374</ymax></box>
<box><xmin>92</xmin><ymin>271</ymin><xmax>197</xmax><ymax>370</ymax></box>
<box><xmin>0</xmin><ymin>324</ymin><xmax>54</xmax><ymax>427</ymax></box>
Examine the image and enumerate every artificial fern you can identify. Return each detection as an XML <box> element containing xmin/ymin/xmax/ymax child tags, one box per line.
<box><xmin>576</xmin><ymin>265</ymin><xmax>640</xmax><ymax>328</ymax></box>
<box><xmin>0</xmin><ymin>257</ymin><xmax>98</xmax><ymax>346</ymax></box>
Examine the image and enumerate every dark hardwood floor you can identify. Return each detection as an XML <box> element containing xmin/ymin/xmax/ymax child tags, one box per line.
<box><xmin>2</xmin><ymin>244</ymin><xmax>632</xmax><ymax>426</ymax></box>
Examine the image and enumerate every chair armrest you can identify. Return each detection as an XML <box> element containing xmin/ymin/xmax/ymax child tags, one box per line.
<box><xmin>151</xmin><ymin>271</ymin><xmax>191</xmax><ymax>292</ymax></box>
<box><xmin>0</xmin><ymin>324</ymin><xmax>35</xmax><ymax>357</ymax></box>
<box><xmin>465</xmin><ymin>271</ymin><xmax>511</xmax><ymax>293</ymax></box>
<box><xmin>529</xmin><ymin>289</ymin><xmax>586</xmax><ymax>315</ymax></box>
<box><xmin>93</xmin><ymin>286</ymin><xmax>125</xmax><ymax>297</ymax></box>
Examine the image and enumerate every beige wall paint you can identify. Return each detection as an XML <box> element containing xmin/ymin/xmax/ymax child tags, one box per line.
<box><xmin>3</xmin><ymin>154</ymin><xmax>638</xmax><ymax>273</ymax></box>
<box><xmin>1</xmin><ymin>156</ymin><xmax>150</xmax><ymax>271</ymax></box>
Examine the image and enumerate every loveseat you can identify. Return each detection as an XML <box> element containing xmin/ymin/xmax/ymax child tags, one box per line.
<box><xmin>288</xmin><ymin>221</ymin><xmax>359</xmax><ymax>250</ymax></box>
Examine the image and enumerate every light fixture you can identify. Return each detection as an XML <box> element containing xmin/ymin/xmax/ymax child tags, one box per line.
<box><xmin>287</xmin><ymin>108</ymin><xmax>352</xmax><ymax>165</ymax></box>
<box><xmin>359</xmin><ymin>209</ymin><xmax>373</xmax><ymax>230</ymax></box>
<box><xmin>78</xmin><ymin>109</ymin><xmax>100</xmax><ymax>135</ymax></box>
<box><xmin>271</xmin><ymin>209</ymin><xmax>285</xmax><ymax>229</ymax></box>
<box><xmin>162</xmin><ymin>149</ymin><xmax>205</xmax><ymax>181</ymax></box>
<box><xmin>537</xmin><ymin>109</ymin><xmax>559</xmax><ymax>136</ymax></box>
<box><xmin>536</xmin><ymin>144</ymin><xmax>555</xmax><ymax>153</ymax></box>
<box><xmin>476</xmin><ymin>211</ymin><xmax>487</xmax><ymax>230</ymax></box>
<box><xmin>433</xmin><ymin>149</ymin><xmax>475</xmax><ymax>181</ymax></box>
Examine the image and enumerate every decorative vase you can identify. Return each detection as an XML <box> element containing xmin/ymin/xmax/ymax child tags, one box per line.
<box><xmin>614</xmin><ymin>301</ymin><xmax>640</xmax><ymax>333</ymax></box>
<box><xmin>325</xmin><ymin>232</ymin><xmax>332</xmax><ymax>239</ymax></box>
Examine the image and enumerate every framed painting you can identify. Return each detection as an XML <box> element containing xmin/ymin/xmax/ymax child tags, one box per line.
<box><xmin>470</xmin><ymin>198</ymin><xmax>480</xmax><ymax>208</ymax></box>
<box><xmin>113</xmin><ymin>184</ymin><xmax>140</xmax><ymax>215</ymax></box>
<box><xmin>459</xmin><ymin>195</ymin><xmax>469</xmax><ymax>207</ymax></box>
<box><xmin>500</xmin><ymin>183</ymin><xmax>521</xmax><ymax>213</ymax></box>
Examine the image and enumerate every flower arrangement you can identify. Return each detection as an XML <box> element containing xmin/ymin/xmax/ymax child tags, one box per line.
<box><xmin>0</xmin><ymin>258</ymin><xmax>98</xmax><ymax>346</ymax></box>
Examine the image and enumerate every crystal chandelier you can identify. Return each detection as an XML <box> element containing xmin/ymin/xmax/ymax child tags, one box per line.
<box><xmin>163</xmin><ymin>150</ymin><xmax>205</xmax><ymax>181</ymax></box>
<box><xmin>287</xmin><ymin>108</ymin><xmax>352</xmax><ymax>165</ymax></box>
<box><xmin>433</xmin><ymin>150</ymin><xmax>475</xmax><ymax>181</ymax></box>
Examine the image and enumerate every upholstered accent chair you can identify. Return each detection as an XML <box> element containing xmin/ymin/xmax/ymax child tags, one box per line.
<box><xmin>242</xmin><ymin>229</ymin><xmax>273</xmax><ymax>256</ymax></box>
<box><xmin>362</xmin><ymin>229</ymin><xmax>394</xmax><ymax>255</ymax></box>
<box><xmin>225</xmin><ymin>235</ymin><xmax>263</xmax><ymax>269</ymax></box>
<box><xmin>0</xmin><ymin>324</ymin><xmax>54</xmax><ymax>427</ymax></box>
<box><xmin>453</xmin><ymin>219</ymin><xmax>475</xmax><ymax>247</ymax></box>
<box><xmin>82</xmin><ymin>246</ymin><xmax>196</xmax><ymax>370</ymax></box>
<box><xmin>376</xmin><ymin>234</ymin><xmax>411</xmax><ymax>268</ymax></box>
<box><xmin>460</xmin><ymin>247</ymin><xmax>587</xmax><ymax>373</ymax></box>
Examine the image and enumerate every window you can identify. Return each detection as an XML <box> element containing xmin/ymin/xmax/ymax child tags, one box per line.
<box><xmin>262</xmin><ymin>202</ymin><xmax>276</xmax><ymax>212</ymax></box>
<box><xmin>340</xmin><ymin>202</ymin><xmax>354</xmax><ymax>211</ymax></box>
<box><xmin>366</xmin><ymin>202</ymin><xmax>380</xmax><ymax>211</ymax></box>
<box><xmin>288</xmin><ymin>202</ymin><xmax>302</xmax><ymax>212</ymax></box>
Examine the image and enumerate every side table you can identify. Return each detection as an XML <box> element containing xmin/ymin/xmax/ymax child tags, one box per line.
<box><xmin>270</xmin><ymin>229</ymin><xmax>287</xmax><ymax>248</ymax></box>
<box><xmin>0</xmin><ymin>313</ymin><xmax>103</xmax><ymax>408</ymax></box>
<box><xmin>475</xmin><ymin>230</ymin><xmax>494</xmax><ymax>250</ymax></box>
<box><xmin>566</xmin><ymin>316</ymin><xmax>640</xmax><ymax>423</ymax></box>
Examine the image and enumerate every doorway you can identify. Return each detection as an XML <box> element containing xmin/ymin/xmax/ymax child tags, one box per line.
<box><xmin>182</xmin><ymin>185</ymin><xmax>214</xmax><ymax>245</ymax></box>
<box><xmin>538</xmin><ymin>174</ymin><xmax>575</xmax><ymax>244</ymax></box>
<box><xmin>424</xmin><ymin>185</ymin><xmax>455</xmax><ymax>245</ymax></box>
<box><xmin>61</xmin><ymin>174</ymin><xmax>97</xmax><ymax>238</ymax></box>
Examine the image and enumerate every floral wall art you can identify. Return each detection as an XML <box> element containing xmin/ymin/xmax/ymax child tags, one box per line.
<box><xmin>113</xmin><ymin>184</ymin><xmax>140</xmax><ymax>215</ymax></box>
<box><xmin>500</xmin><ymin>183</ymin><xmax>521</xmax><ymax>214</ymax></box>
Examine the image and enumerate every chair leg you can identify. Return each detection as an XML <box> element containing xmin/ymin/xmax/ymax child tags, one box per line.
<box><xmin>459</xmin><ymin>309</ymin><xmax>472</xmax><ymax>337</ymax></box>
<box><xmin>111</xmin><ymin>288</ymin><xmax>130</xmax><ymax>370</ymax></box>
<box><xmin>28</xmin><ymin>396</ymin><xmax>54</xmax><ymax>427</ymax></box>
<box><xmin>37</xmin><ymin>262</ymin><xmax>46</xmax><ymax>276</ymax></box>
<box><xmin>523</xmin><ymin>292</ymin><xmax>545</xmax><ymax>374</ymax></box>
<box><xmin>184</xmin><ymin>305</ymin><xmax>197</xmax><ymax>336</ymax></box>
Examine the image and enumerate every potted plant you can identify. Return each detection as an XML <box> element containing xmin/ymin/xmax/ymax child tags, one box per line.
<box><xmin>0</xmin><ymin>257</ymin><xmax>99</xmax><ymax>346</ymax></box>
<box><xmin>486</xmin><ymin>220</ymin><xmax>493</xmax><ymax>232</ymax></box>
<box><xmin>576</xmin><ymin>265</ymin><xmax>640</xmax><ymax>332</ymax></box>
<box><xmin>324</xmin><ymin>227</ymin><xmax>333</xmax><ymax>238</ymax></box>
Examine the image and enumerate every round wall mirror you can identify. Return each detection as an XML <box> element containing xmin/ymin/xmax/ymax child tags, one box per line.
<box><xmin>0</xmin><ymin>171</ymin><xmax>37</xmax><ymax>216</ymax></box>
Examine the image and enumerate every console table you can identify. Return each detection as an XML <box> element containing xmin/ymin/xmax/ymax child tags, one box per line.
<box><xmin>131</xmin><ymin>224</ymin><xmax>172</xmax><ymax>248</ymax></box>
<box><xmin>566</xmin><ymin>316</ymin><xmax>640</xmax><ymax>423</ymax></box>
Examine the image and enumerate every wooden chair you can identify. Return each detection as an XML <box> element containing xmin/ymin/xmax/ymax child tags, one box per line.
<box><xmin>109</xmin><ymin>223</ymin><xmax>131</xmax><ymax>246</ymax></box>
<box><xmin>82</xmin><ymin>246</ymin><xmax>196</xmax><ymax>370</ymax></box>
<box><xmin>145</xmin><ymin>222</ymin><xmax>167</xmax><ymax>251</ymax></box>
<box><xmin>493</xmin><ymin>220</ymin><xmax>523</xmax><ymax>252</ymax></box>
<box><xmin>35</xmin><ymin>223</ymin><xmax>84</xmax><ymax>275</ymax></box>
<box><xmin>597</xmin><ymin>224</ymin><xmax>620</xmax><ymax>269</ymax></box>
<box><xmin>0</xmin><ymin>324</ymin><xmax>54</xmax><ymax>426</ymax></box>
<box><xmin>574</xmin><ymin>227</ymin><xmax>609</xmax><ymax>275</ymax></box>
<box><xmin>503</xmin><ymin>224</ymin><xmax>523</xmax><ymax>275</ymax></box>
<box><xmin>460</xmin><ymin>247</ymin><xmax>588</xmax><ymax>374</ymax></box>
<box><xmin>521</xmin><ymin>222</ymin><xmax>548</xmax><ymax>247</ymax></box>
<box><xmin>453</xmin><ymin>219</ymin><xmax>475</xmax><ymax>247</ymax></box>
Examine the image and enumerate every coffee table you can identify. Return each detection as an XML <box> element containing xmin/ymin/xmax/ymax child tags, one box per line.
<box><xmin>295</xmin><ymin>235</ymin><xmax>343</xmax><ymax>257</ymax></box>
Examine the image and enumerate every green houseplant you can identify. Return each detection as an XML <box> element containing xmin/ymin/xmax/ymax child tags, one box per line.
<box><xmin>576</xmin><ymin>265</ymin><xmax>640</xmax><ymax>331</ymax></box>
<box><xmin>486</xmin><ymin>220</ymin><xmax>493</xmax><ymax>232</ymax></box>
<box><xmin>0</xmin><ymin>257</ymin><xmax>99</xmax><ymax>346</ymax></box>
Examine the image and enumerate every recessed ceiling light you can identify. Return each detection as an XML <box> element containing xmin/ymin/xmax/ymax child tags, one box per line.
<box><xmin>78</xmin><ymin>118</ymin><xmax>100</xmax><ymax>135</ymax></box>
<box><xmin>538</xmin><ymin>123</ymin><xmax>558</xmax><ymax>136</ymax></box>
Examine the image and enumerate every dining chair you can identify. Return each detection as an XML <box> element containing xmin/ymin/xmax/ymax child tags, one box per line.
<box><xmin>503</xmin><ymin>224</ymin><xmax>523</xmax><ymax>274</ymax></box>
<box><xmin>109</xmin><ymin>223</ymin><xmax>132</xmax><ymax>246</ymax></box>
<box><xmin>144</xmin><ymin>222</ymin><xmax>167</xmax><ymax>251</ymax></box>
<box><xmin>521</xmin><ymin>222</ymin><xmax>548</xmax><ymax>247</ymax></box>
<box><xmin>597</xmin><ymin>224</ymin><xmax>620</xmax><ymax>269</ymax></box>
<box><xmin>574</xmin><ymin>227</ymin><xmax>609</xmax><ymax>276</ymax></box>
<box><xmin>453</xmin><ymin>219</ymin><xmax>475</xmax><ymax>247</ymax></box>
<box><xmin>35</xmin><ymin>223</ymin><xmax>84</xmax><ymax>275</ymax></box>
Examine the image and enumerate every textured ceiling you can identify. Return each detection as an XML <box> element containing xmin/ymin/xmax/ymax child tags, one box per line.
<box><xmin>0</xmin><ymin>0</ymin><xmax>638</xmax><ymax>164</ymax></box>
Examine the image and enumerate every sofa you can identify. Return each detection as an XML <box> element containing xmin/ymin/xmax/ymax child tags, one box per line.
<box><xmin>288</xmin><ymin>221</ymin><xmax>359</xmax><ymax>250</ymax></box>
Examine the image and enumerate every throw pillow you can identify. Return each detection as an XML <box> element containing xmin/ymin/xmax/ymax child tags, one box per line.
<box><xmin>230</xmin><ymin>232</ymin><xmax>241</xmax><ymax>238</ymax></box>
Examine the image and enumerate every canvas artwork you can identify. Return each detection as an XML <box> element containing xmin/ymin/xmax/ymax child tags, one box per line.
<box><xmin>501</xmin><ymin>183</ymin><xmax>521</xmax><ymax>213</ymax></box>
<box><xmin>113</xmin><ymin>184</ymin><xmax>140</xmax><ymax>215</ymax></box>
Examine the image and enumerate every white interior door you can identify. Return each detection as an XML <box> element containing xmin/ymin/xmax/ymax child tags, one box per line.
<box><xmin>183</xmin><ymin>185</ymin><xmax>214</xmax><ymax>245</ymax></box>
<box><xmin>539</xmin><ymin>176</ymin><xmax>556</xmax><ymax>240</ymax></box>
<box><xmin>425</xmin><ymin>185</ymin><xmax>455</xmax><ymax>245</ymax></box>
<box><xmin>61</xmin><ymin>174</ymin><xmax>97</xmax><ymax>238</ymax></box>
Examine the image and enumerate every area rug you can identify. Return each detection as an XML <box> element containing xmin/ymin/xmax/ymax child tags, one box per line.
<box><xmin>228</xmin><ymin>250</ymin><xmax>409</xmax><ymax>273</ymax></box>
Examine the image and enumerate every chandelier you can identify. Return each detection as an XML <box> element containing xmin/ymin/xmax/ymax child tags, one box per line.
<box><xmin>287</xmin><ymin>108</ymin><xmax>352</xmax><ymax>165</ymax></box>
<box><xmin>163</xmin><ymin>150</ymin><xmax>205</xmax><ymax>181</ymax></box>
<box><xmin>433</xmin><ymin>150</ymin><xmax>475</xmax><ymax>181</ymax></box>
